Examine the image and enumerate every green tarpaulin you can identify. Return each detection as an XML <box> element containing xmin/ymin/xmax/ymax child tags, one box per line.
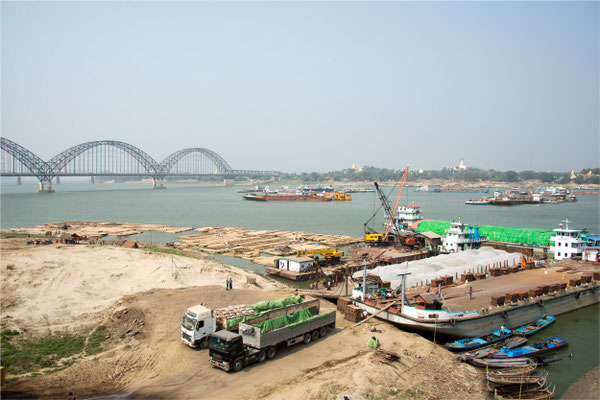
<box><xmin>415</xmin><ymin>220</ymin><xmax>554</xmax><ymax>246</ymax></box>
<box><xmin>252</xmin><ymin>310</ymin><xmax>333</xmax><ymax>334</ymax></box>
<box><xmin>226</xmin><ymin>295</ymin><xmax>305</xmax><ymax>328</ymax></box>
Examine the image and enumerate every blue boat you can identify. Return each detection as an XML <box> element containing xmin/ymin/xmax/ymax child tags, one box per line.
<box><xmin>447</xmin><ymin>329</ymin><xmax>513</xmax><ymax>352</ymax></box>
<box><xmin>514</xmin><ymin>315</ymin><xmax>555</xmax><ymax>337</ymax></box>
<box><xmin>490</xmin><ymin>337</ymin><xmax>568</xmax><ymax>359</ymax></box>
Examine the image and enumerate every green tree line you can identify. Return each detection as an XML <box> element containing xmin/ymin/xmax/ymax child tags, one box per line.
<box><xmin>282</xmin><ymin>167</ymin><xmax>600</xmax><ymax>184</ymax></box>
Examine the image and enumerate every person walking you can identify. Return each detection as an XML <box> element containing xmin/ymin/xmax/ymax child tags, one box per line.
<box><xmin>469</xmin><ymin>286</ymin><xmax>473</xmax><ymax>300</ymax></box>
<box><xmin>229</xmin><ymin>278</ymin><xmax>233</xmax><ymax>290</ymax></box>
<box><xmin>68</xmin><ymin>392</ymin><xmax>76</xmax><ymax>400</ymax></box>
<box><xmin>500</xmin><ymin>324</ymin><xmax>506</xmax><ymax>337</ymax></box>
<box><xmin>226</xmin><ymin>277</ymin><xmax>230</xmax><ymax>291</ymax></box>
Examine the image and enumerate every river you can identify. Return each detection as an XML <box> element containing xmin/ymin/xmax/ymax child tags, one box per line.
<box><xmin>1</xmin><ymin>178</ymin><xmax>599</xmax><ymax>396</ymax></box>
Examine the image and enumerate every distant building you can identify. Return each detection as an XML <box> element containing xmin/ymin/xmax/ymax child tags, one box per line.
<box><xmin>449</xmin><ymin>158</ymin><xmax>467</xmax><ymax>171</ymax></box>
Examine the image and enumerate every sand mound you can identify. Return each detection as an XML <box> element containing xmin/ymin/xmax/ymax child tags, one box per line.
<box><xmin>1</xmin><ymin>241</ymin><xmax>284</xmax><ymax>335</ymax></box>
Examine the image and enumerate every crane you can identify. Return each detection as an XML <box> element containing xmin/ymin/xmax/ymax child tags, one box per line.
<box><xmin>363</xmin><ymin>165</ymin><xmax>415</xmax><ymax>246</ymax></box>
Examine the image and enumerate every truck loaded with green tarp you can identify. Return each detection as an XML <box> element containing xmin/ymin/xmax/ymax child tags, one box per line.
<box><xmin>225</xmin><ymin>295</ymin><xmax>306</xmax><ymax>329</ymax></box>
<box><xmin>413</xmin><ymin>220</ymin><xmax>554</xmax><ymax>246</ymax></box>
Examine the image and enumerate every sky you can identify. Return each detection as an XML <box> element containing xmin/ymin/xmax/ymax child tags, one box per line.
<box><xmin>1</xmin><ymin>1</ymin><xmax>598</xmax><ymax>173</ymax></box>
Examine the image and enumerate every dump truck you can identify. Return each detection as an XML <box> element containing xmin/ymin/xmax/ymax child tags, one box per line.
<box><xmin>181</xmin><ymin>295</ymin><xmax>319</xmax><ymax>348</ymax></box>
<box><xmin>208</xmin><ymin>305</ymin><xmax>336</xmax><ymax>372</ymax></box>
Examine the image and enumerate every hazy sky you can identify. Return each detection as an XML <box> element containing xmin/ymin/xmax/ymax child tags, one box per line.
<box><xmin>2</xmin><ymin>1</ymin><xmax>598</xmax><ymax>173</ymax></box>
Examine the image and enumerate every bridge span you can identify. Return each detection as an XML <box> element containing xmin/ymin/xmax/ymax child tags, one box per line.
<box><xmin>0</xmin><ymin>138</ymin><xmax>282</xmax><ymax>192</ymax></box>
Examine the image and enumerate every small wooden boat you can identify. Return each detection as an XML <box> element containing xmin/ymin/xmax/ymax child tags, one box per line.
<box><xmin>458</xmin><ymin>336</ymin><xmax>528</xmax><ymax>362</ymax></box>
<box><xmin>485</xmin><ymin>364</ymin><xmax>538</xmax><ymax>378</ymax></box>
<box><xmin>471</xmin><ymin>357</ymin><xmax>537</xmax><ymax>369</ymax></box>
<box><xmin>447</xmin><ymin>328</ymin><xmax>513</xmax><ymax>352</ymax></box>
<box><xmin>493</xmin><ymin>384</ymin><xmax>555</xmax><ymax>400</ymax></box>
<box><xmin>490</xmin><ymin>337</ymin><xmax>568</xmax><ymax>359</ymax></box>
<box><xmin>487</xmin><ymin>377</ymin><xmax>548</xmax><ymax>393</ymax></box>
<box><xmin>514</xmin><ymin>315</ymin><xmax>555</xmax><ymax>337</ymax></box>
<box><xmin>487</xmin><ymin>371</ymin><xmax>548</xmax><ymax>386</ymax></box>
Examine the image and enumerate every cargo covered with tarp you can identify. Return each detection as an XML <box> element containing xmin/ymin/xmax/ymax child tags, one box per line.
<box><xmin>239</xmin><ymin>309</ymin><xmax>336</xmax><ymax>349</ymax></box>
<box><xmin>222</xmin><ymin>295</ymin><xmax>308</xmax><ymax>329</ymax></box>
<box><xmin>413</xmin><ymin>220</ymin><xmax>554</xmax><ymax>246</ymax></box>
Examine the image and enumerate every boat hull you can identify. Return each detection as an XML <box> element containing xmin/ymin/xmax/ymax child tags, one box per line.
<box><xmin>354</xmin><ymin>284</ymin><xmax>599</xmax><ymax>338</ymax></box>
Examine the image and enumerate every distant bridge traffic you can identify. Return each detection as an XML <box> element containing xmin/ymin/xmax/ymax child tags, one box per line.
<box><xmin>0</xmin><ymin>138</ymin><xmax>282</xmax><ymax>191</ymax></box>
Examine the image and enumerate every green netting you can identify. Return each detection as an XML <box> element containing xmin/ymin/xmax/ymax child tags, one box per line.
<box><xmin>415</xmin><ymin>220</ymin><xmax>554</xmax><ymax>246</ymax></box>
<box><xmin>226</xmin><ymin>295</ymin><xmax>305</xmax><ymax>328</ymax></box>
<box><xmin>252</xmin><ymin>309</ymin><xmax>314</xmax><ymax>334</ymax></box>
<box><xmin>367</xmin><ymin>337</ymin><xmax>380</xmax><ymax>348</ymax></box>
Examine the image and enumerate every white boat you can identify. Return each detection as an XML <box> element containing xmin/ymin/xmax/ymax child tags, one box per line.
<box><xmin>386</xmin><ymin>203</ymin><xmax>423</xmax><ymax>231</ymax></box>
<box><xmin>441</xmin><ymin>220</ymin><xmax>488</xmax><ymax>253</ymax></box>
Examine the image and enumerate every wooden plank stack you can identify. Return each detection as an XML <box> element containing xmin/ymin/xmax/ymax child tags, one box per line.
<box><xmin>529</xmin><ymin>288</ymin><xmax>543</xmax><ymax>297</ymax></box>
<box><xmin>490</xmin><ymin>268</ymin><xmax>504</xmax><ymax>277</ymax></box>
<box><xmin>593</xmin><ymin>271</ymin><xmax>600</xmax><ymax>281</ymax></box>
<box><xmin>569</xmin><ymin>278</ymin><xmax>581</xmax><ymax>287</ymax></box>
<box><xmin>581</xmin><ymin>274</ymin><xmax>592</xmax><ymax>284</ymax></box>
<box><xmin>337</xmin><ymin>298</ymin><xmax>363</xmax><ymax>323</ymax></box>
<box><xmin>460</xmin><ymin>273</ymin><xmax>476</xmax><ymax>282</ymax></box>
<box><xmin>505</xmin><ymin>293</ymin><xmax>520</xmax><ymax>303</ymax></box>
<box><xmin>475</xmin><ymin>273</ymin><xmax>486</xmax><ymax>280</ymax></box>
<box><xmin>537</xmin><ymin>285</ymin><xmax>550</xmax><ymax>295</ymax></box>
<box><xmin>517</xmin><ymin>291</ymin><xmax>529</xmax><ymax>300</ymax></box>
<box><xmin>491</xmin><ymin>295</ymin><xmax>505</xmax><ymax>306</ymax></box>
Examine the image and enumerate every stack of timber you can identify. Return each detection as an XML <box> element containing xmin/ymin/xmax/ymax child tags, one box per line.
<box><xmin>337</xmin><ymin>297</ymin><xmax>363</xmax><ymax>323</ymax></box>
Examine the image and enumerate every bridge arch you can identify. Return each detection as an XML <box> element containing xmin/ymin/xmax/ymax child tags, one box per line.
<box><xmin>0</xmin><ymin>137</ymin><xmax>50</xmax><ymax>180</ymax></box>
<box><xmin>47</xmin><ymin>140</ymin><xmax>161</xmax><ymax>179</ymax></box>
<box><xmin>160</xmin><ymin>148</ymin><xmax>233</xmax><ymax>175</ymax></box>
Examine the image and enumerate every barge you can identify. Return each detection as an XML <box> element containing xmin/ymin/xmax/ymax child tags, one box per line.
<box><xmin>351</xmin><ymin>261</ymin><xmax>599</xmax><ymax>338</ymax></box>
<box><xmin>242</xmin><ymin>193</ymin><xmax>332</xmax><ymax>202</ymax></box>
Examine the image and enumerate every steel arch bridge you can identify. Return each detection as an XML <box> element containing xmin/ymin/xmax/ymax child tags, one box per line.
<box><xmin>1</xmin><ymin>138</ymin><xmax>282</xmax><ymax>188</ymax></box>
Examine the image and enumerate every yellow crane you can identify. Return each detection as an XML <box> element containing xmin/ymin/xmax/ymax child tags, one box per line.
<box><xmin>296</xmin><ymin>248</ymin><xmax>344</xmax><ymax>264</ymax></box>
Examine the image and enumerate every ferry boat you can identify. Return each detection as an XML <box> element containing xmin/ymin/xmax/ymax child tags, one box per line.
<box><xmin>441</xmin><ymin>220</ymin><xmax>488</xmax><ymax>253</ymax></box>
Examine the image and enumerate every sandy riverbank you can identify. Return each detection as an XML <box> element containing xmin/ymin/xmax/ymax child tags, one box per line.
<box><xmin>1</xmin><ymin>238</ymin><xmax>487</xmax><ymax>399</ymax></box>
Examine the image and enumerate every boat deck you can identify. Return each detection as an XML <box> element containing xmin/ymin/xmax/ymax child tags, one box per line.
<box><xmin>405</xmin><ymin>260</ymin><xmax>598</xmax><ymax>313</ymax></box>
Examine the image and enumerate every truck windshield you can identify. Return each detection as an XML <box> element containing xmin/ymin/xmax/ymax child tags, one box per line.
<box><xmin>209</xmin><ymin>336</ymin><xmax>232</xmax><ymax>352</ymax></box>
<box><xmin>182</xmin><ymin>316</ymin><xmax>195</xmax><ymax>331</ymax></box>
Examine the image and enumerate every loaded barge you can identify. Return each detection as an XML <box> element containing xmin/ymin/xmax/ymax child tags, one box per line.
<box><xmin>351</xmin><ymin>261</ymin><xmax>599</xmax><ymax>338</ymax></box>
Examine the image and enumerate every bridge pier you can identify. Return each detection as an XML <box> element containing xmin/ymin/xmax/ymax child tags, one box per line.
<box><xmin>91</xmin><ymin>176</ymin><xmax>95</xmax><ymax>184</ymax></box>
<box><xmin>223</xmin><ymin>179</ymin><xmax>231</xmax><ymax>186</ymax></box>
<box><xmin>56</xmin><ymin>177</ymin><xmax>60</xmax><ymax>184</ymax></box>
<box><xmin>17</xmin><ymin>177</ymin><xmax>21</xmax><ymax>185</ymax></box>
<box><xmin>152</xmin><ymin>178</ymin><xmax>166</xmax><ymax>189</ymax></box>
<box><xmin>37</xmin><ymin>181</ymin><xmax>55</xmax><ymax>193</ymax></box>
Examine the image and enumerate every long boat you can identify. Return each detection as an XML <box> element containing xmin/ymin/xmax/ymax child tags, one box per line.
<box><xmin>489</xmin><ymin>337</ymin><xmax>568</xmax><ymax>359</ymax></box>
<box><xmin>470</xmin><ymin>357</ymin><xmax>537</xmax><ymax>369</ymax></box>
<box><xmin>447</xmin><ymin>328</ymin><xmax>513</xmax><ymax>352</ymax></box>
<box><xmin>458</xmin><ymin>336</ymin><xmax>528</xmax><ymax>362</ymax></box>
<box><xmin>493</xmin><ymin>384</ymin><xmax>554</xmax><ymax>400</ymax></box>
<box><xmin>513</xmin><ymin>315</ymin><xmax>555</xmax><ymax>337</ymax></box>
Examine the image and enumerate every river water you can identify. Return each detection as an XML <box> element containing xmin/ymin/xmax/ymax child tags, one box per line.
<box><xmin>1</xmin><ymin>178</ymin><xmax>599</xmax><ymax>396</ymax></box>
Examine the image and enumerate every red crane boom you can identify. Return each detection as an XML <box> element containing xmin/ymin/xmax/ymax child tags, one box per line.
<box><xmin>384</xmin><ymin>165</ymin><xmax>409</xmax><ymax>240</ymax></box>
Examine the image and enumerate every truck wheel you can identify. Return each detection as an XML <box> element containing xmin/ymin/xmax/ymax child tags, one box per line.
<box><xmin>257</xmin><ymin>351</ymin><xmax>266</xmax><ymax>363</ymax></box>
<box><xmin>199</xmin><ymin>337</ymin><xmax>209</xmax><ymax>350</ymax></box>
<box><xmin>233</xmin><ymin>359</ymin><xmax>243</xmax><ymax>372</ymax></box>
<box><xmin>319</xmin><ymin>327</ymin><xmax>327</xmax><ymax>337</ymax></box>
<box><xmin>303</xmin><ymin>333</ymin><xmax>312</xmax><ymax>344</ymax></box>
<box><xmin>266</xmin><ymin>347</ymin><xmax>277</xmax><ymax>359</ymax></box>
<box><xmin>311</xmin><ymin>330</ymin><xmax>319</xmax><ymax>341</ymax></box>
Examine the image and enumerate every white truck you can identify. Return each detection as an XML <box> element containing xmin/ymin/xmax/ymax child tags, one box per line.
<box><xmin>180</xmin><ymin>296</ymin><xmax>320</xmax><ymax>348</ymax></box>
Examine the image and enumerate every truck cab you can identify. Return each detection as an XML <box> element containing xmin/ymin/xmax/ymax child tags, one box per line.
<box><xmin>181</xmin><ymin>305</ymin><xmax>216</xmax><ymax>348</ymax></box>
<box><xmin>208</xmin><ymin>330</ymin><xmax>265</xmax><ymax>372</ymax></box>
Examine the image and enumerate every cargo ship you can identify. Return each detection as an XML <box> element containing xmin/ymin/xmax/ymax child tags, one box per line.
<box><xmin>242</xmin><ymin>193</ymin><xmax>333</xmax><ymax>202</ymax></box>
<box><xmin>350</xmin><ymin>260</ymin><xmax>599</xmax><ymax>338</ymax></box>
